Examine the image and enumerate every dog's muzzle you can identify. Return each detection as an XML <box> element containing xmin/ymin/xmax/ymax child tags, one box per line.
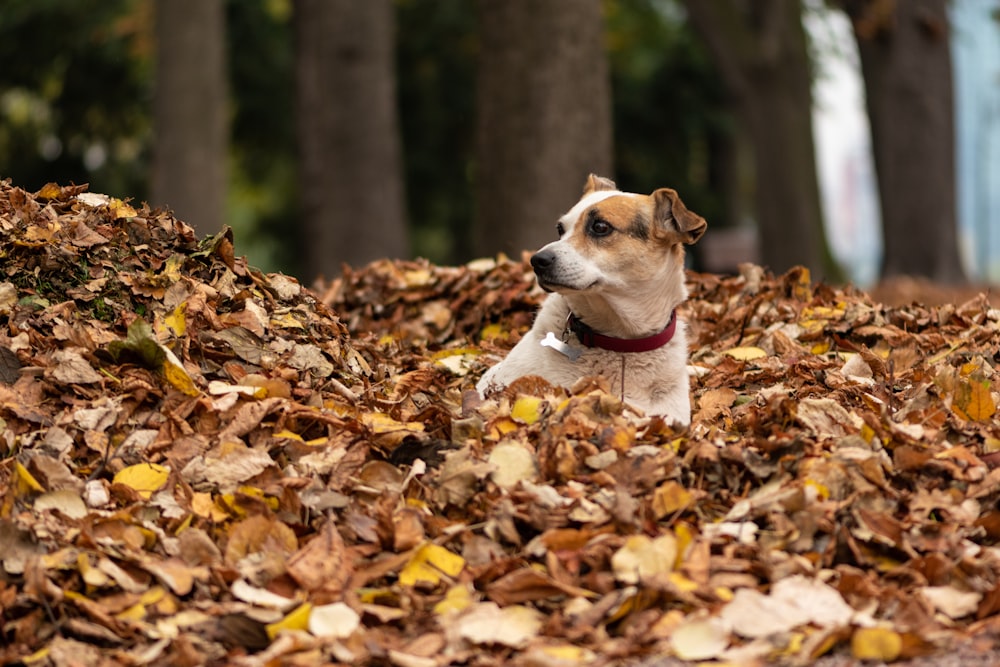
<box><xmin>530</xmin><ymin>248</ymin><xmax>558</xmax><ymax>292</ymax></box>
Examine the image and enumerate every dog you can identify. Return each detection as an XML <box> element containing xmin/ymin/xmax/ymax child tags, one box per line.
<box><xmin>477</xmin><ymin>174</ymin><xmax>706</xmax><ymax>425</ymax></box>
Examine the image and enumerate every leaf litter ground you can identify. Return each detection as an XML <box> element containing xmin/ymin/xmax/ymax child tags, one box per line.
<box><xmin>1</xmin><ymin>180</ymin><xmax>1000</xmax><ymax>666</ymax></box>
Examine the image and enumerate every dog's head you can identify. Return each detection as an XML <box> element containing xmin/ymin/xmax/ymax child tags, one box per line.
<box><xmin>530</xmin><ymin>174</ymin><xmax>707</xmax><ymax>295</ymax></box>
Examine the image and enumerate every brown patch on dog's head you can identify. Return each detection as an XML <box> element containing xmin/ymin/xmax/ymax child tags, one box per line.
<box><xmin>652</xmin><ymin>188</ymin><xmax>707</xmax><ymax>245</ymax></box>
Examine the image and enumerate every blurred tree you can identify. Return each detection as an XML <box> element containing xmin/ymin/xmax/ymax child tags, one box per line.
<box><xmin>839</xmin><ymin>0</ymin><xmax>966</xmax><ymax>283</ymax></box>
<box><xmin>0</xmin><ymin>0</ymin><xmax>150</xmax><ymax>197</ymax></box>
<box><xmin>294</xmin><ymin>0</ymin><xmax>409</xmax><ymax>279</ymax></box>
<box><xmin>473</xmin><ymin>0</ymin><xmax>613</xmax><ymax>258</ymax></box>
<box><xmin>680</xmin><ymin>0</ymin><xmax>839</xmax><ymax>279</ymax></box>
<box><xmin>152</xmin><ymin>0</ymin><xmax>227</xmax><ymax>238</ymax></box>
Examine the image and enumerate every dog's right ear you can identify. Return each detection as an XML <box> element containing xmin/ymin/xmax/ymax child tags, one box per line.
<box><xmin>583</xmin><ymin>174</ymin><xmax>617</xmax><ymax>195</ymax></box>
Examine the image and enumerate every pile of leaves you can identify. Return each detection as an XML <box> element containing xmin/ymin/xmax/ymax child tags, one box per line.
<box><xmin>1</xmin><ymin>179</ymin><xmax>1000</xmax><ymax>666</ymax></box>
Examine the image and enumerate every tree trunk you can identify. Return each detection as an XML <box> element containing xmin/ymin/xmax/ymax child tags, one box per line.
<box><xmin>681</xmin><ymin>0</ymin><xmax>838</xmax><ymax>279</ymax></box>
<box><xmin>152</xmin><ymin>0</ymin><xmax>227</xmax><ymax>238</ymax></box>
<box><xmin>841</xmin><ymin>0</ymin><xmax>965</xmax><ymax>283</ymax></box>
<box><xmin>474</xmin><ymin>0</ymin><xmax>612</xmax><ymax>258</ymax></box>
<box><xmin>294</xmin><ymin>0</ymin><xmax>408</xmax><ymax>278</ymax></box>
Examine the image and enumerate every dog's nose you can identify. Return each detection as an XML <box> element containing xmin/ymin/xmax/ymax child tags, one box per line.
<box><xmin>530</xmin><ymin>249</ymin><xmax>555</xmax><ymax>272</ymax></box>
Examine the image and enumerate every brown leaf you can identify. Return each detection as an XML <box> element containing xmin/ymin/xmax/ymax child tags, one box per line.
<box><xmin>286</xmin><ymin>520</ymin><xmax>351</xmax><ymax>593</ymax></box>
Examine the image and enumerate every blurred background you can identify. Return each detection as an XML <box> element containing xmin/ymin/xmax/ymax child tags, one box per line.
<box><xmin>0</xmin><ymin>0</ymin><xmax>997</xmax><ymax>289</ymax></box>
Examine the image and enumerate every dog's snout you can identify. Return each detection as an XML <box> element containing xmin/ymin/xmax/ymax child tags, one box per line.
<box><xmin>530</xmin><ymin>249</ymin><xmax>555</xmax><ymax>273</ymax></box>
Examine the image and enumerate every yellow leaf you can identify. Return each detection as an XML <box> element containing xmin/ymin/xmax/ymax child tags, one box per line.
<box><xmin>651</xmin><ymin>481</ymin><xmax>692</xmax><ymax>519</ymax></box>
<box><xmin>851</xmin><ymin>627</ymin><xmax>901</xmax><ymax>662</ymax></box>
<box><xmin>674</xmin><ymin>522</ymin><xmax>695</xmax><ymax>568</ymax></box>
<box><xmin>399</xmin><ymin>543</ymin><xmax>465</xmax><ymax>587</ymax></box>
<box><xmin>433</xmin><ymin>584</ymin><xmax>473</xmax><ymax>615</ymax></box>
<box><xmin>362</xmin><ymin>412</ymin><xmax>425</xmax><ymax>436</ymax></box>
<box><xmin>810</xmin><ymin>340</ymin><xmax>832</xmax><ymax>355</ymax></box>
<box><xmin>479</xmin><ymin>323</ymin><xmax>504</xmax><ymax>341</ymax></box>
<box><xmin>236</xmin><ymin>485</ymin><xmax>279</xmax><ymax>511</ymax></box>
<box><xmin>113</xmin><ymin>463</ymin><xmax>170</xmax><ymax>499</ymax></box>
<box><xmin>15</xmin><ymin>461</ymin><xmax>46</xmax><ymax>495</ymax></box>
<box><xmin>116</xmin><ymin>602</ymin><xmax>146</xmax><ymax>621</ymax></box>
<box><xmin>792</xmin><ymin>266</ymin><xmax>812</xmax><ymax>300</ymax></box>
<box><xmin>21</xmin><ymin>647</ymin><xmax>50</xmax><ymax>665</ymax></box>
<box><xmin>722</xmin><ymin>346</ymin><xmax>767</xmax><ymax>361</ymax></box>
<box><xmin>161</xmin><ymin>345</ymin><xmax>199</xmax><ymax>397</ymax></box>
<box><xmin>266</xmin><ymin>602</ymin><xmax>312</xmax><ymax>640</ymax></box>
<box><xmin>109</xmin><ymin>198</ymin><xmax>137</xmax><ymax>219</ymax></box>
<box><xmin>667</xmin><ymin>571</ymin><xmax>699</xmax><ymax>593</ymax></box>
<box><xmin>165</xmin><ymin>303</ymin><xmax>186</xmax><ymax>337</ymax></box>
<box><xmin>511</xmin><ymin>395</ymin><xmax>544</xmax><ymax>425</ymax></box>
<box><xmin>161</xmin><ymin>253</ymin><xmax>184</xmax><ymax>282</ymax></box>
<box><xmin>141</xmin><ymin>586</ymin><xmax>167</xmax><ymax>606</ymax></box>
<box><xmin>190</xmin><ymin>492</ymin><xmax>229</xmax><ymax>522</ymax></box>
<box><xmin>489</xmin><ymin>417</ymin><xmax>521</xmax><ymax>438</ymax></box>
<box><xmin>36</xmin><ymin>182</ymin><xmax>63</xmax><ymax>200</ymax></box>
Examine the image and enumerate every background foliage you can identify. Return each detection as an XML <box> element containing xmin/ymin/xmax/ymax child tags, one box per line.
<box><xmin>0</xmin><ymin>0</ymin><xmax>729</xmax><ymax>276</ymax></box>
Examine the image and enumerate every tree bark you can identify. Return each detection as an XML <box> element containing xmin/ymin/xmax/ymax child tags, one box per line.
<box><xmin>152</xmin><ymin>0</ymin><xmax>227</xmax><ymax>238</ymax></box>
<box><xmin>680</xmin><ymin>0</ymin><xmax>838</xmax><ymax>279</ymax></box>
<box><xmin>474</xmin><ymin>0</ymin><xmax>613</xmax><ymax>258</ymax></box>
<box><xmin>841</xmin><ymin>0</ymin><xmax>965</xmax><ymax>283</ymax></box>
<box><xmin>294</xmin><ymin>0</ymin><xmax>408</xmax><ymax>278</ymax></box>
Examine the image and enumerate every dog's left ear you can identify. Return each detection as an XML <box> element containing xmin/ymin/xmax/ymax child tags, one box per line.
<box><xmin>652</xmin><ymin>188</ymin><xmax>707</xmax><ymax>244</ymax></box>
<box><xmin>583</xmin><ymin>173</ymin><xmax>617</xmax><ymax>195</ymax></box>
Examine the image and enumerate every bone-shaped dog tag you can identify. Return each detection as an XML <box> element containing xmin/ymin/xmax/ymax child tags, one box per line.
<box><xmin>541</xmin><ymin>331</ymin><xmax>581</xmax><ymax>361</ymax></box>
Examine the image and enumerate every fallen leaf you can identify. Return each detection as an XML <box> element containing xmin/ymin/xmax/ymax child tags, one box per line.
<box><xmin>851</xmin><ymin>627</ymin><xmax>902</xmax><ymax>662</ymax></box>
<box><xmin>448</xmin><ymin>602</ymin><xmax>543</xmax><ymax>649</ymax></box>
<box><xmin>399</xmin><ymin>543</ymin><xmax>465</xmax><ymax>587</ymax></box>
<box><xmin>112</xmin><ymin>463</ymin><xmax>170</xmax><ymax>500</ymax></box>
<box><xmin>669</xmin><ymin>614</ymin><xmax>731</xmax><ymax>661</ymax></box>
<box><xmin>308</xmin><ymin>602</ymin><xmax>360</xmax><ymax>639</ymax></box>
<box><xmin>611</xmin><ymin>534</ymin><xmax>677</xmax><ymax>585</ymax></box>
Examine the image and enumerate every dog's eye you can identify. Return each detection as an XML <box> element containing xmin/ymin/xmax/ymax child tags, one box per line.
<box><xmin>555</xmin><ymin>222</ymin><xmax>566</xmax><ymax>237</ymax></box>
<box><xmin>590</xmin><ymin>219</ymin><xmax>613</xmax><ymax>237</ymax></box>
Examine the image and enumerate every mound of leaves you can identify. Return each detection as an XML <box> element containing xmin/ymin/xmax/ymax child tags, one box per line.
<box><xmin>2</xmin><ymin>179</ymin><xmax>1000</xmax><ymax>666</ymax></box>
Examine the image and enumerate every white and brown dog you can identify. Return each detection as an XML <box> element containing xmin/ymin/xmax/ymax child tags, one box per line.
<box><xmin>477</xmin><ymin>174</ymin><xmax>706</xmax><ymax>425</ymax></box>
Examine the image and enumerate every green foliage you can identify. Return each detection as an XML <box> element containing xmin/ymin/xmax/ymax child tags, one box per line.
<box><xmin>0</xmin><ymin>0</ymin><xmax>734</xmax><ymax>272</ymax></box>
<box><xmin>0</xmin><ymin>0</ymin><xmax>151</xmax><ymax>197</ymax></box>
<box><xmin>606</xmin><ymin>0</ymin><xmax>732</xmax><ymax>229</ymax></box>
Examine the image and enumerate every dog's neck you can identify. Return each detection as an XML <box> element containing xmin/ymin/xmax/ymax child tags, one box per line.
<box><xmin>557</xmin><ymin>269</ymin><xmax>687</xmax><ymax>340</ymax></box>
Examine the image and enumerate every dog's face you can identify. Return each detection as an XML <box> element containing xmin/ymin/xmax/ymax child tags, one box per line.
<box><xmin>530</xmin><ymin>174</ymin><xmax>707</xmax><ymax>294</ymax></box>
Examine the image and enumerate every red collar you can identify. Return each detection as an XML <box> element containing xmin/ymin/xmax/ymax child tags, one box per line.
<box><xmin>568</xmin><ymin>310</ymin><xmax>677</xmax><ymax>353</ymax></box>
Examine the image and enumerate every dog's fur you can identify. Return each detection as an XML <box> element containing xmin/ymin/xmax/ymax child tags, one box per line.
<box><xmin>477</xmin><ymin>174</ymin><xmax>706</xmax><ymax>424</ymax></box>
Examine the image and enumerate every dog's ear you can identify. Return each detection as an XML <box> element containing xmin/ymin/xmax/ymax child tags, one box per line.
<box><xmin>583</xmin><ymin>174</ymin><xmax>617</xmax><ymax>195</ymax></box>
<box><xmin>652</xmin><ymin>188</ymin><xmax>707</xmax><ymax>244</ymax></box>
